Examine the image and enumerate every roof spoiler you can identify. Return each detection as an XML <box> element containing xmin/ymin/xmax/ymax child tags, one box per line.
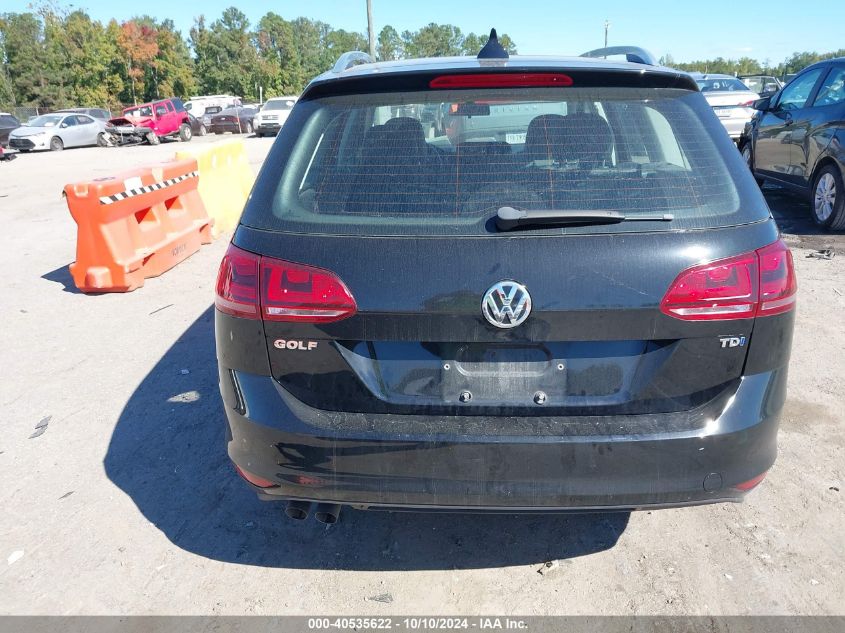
<box><xmin>580</xmin><ymin>46</ymin><xmax>657</xmax><ymax>66</ymax></box>
<box><xmin>331</xmin><ymin>51</ymin><xmax>375</xmax><ymax>74</ymax></box>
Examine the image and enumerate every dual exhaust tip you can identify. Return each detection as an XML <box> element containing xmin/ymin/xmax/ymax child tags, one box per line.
<box><xmin>285</xmin><ymin>500</ymin><xmax>340</xmax><ymax>524</ymax></box>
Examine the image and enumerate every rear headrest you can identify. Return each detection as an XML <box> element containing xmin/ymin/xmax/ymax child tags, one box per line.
<box><xmin>524</xmin><ymin>114</ymin><xmax>569</xmax><ymax>163</ymax></box>
<box><xmin>524</xmin><ymin>113</ymin><xmax>614</xmax><ymax>168</ymax></box>
<box><xmin>382</xmin><ymin>116</ymin><xmax>427</xmax><ymax>153</ymax></box>
<box><xmin>558</xmin><ymin>112</ymin><xmax>614</xmax><ymax>168</ymax></box>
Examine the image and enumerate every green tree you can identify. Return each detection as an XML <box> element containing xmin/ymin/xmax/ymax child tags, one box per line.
<box><xmin>0</xmin><ymin>12</ymin><xmax>49</xmax><ymax>106</ymax></box>
<box><xmin>377</xmin><ymin>25</ymin><xmax>402</xmax><ymax>61</ymax></box>
<box><xmin>54</xmin><ymin>10</ymin><xmax>122</xmax><ymax>106</ymax></box>
<box><xmin>290</xmin><ymin>17</ymin><xmax>333</xmax><ymax>82</ymax></box>
<box><xmin>255</xmin><ymin>12</ymin><xmax>303</xmax><ymax>94</ymax></box>
<box><xmin>191</xmin><ymin>8</ymin><xmax>259</xmax><ymax>99</ymax></box>
<box><xmin>461</xmin><ymin>32</ymin><xmax>484</xmax><ymax>56</ymax></box>
<box><xmin>462</xmin><ymin>31</ymin><xmax>517</xmax><ymax>56</ymax></box>
<box><xmin>402</xmin><ymin>23</ymin><xmax>464</xmax><ymax>58</ymax></box>
<box><xmin>152</xmin><ymin>19</ymin><xmax>196</xmax><ymax>99</ymax></box>
<box><xmin>325</xmin><ymin>29</ymin><xmax>367</xmax><ymax>59</ymax></box>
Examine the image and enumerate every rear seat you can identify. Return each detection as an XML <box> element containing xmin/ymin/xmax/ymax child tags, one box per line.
<box><xmin>316</xmin><ymin>113</ymin><xmax>621</xmax><ymax>216</ymax></box>
<box><xmin>344</xmin><ymin>117</ymin><xmax>447</xmax><ymax>215</ymax></box>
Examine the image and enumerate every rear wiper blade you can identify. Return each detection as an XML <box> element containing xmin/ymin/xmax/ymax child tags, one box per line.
<box><xmin>496</xmin><ymin>206</ymin><xmax>674</xmax><ymax>231</ymax></box>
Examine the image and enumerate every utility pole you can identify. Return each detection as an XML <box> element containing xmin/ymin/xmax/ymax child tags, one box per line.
<box><xmin>366</xmin><ymin>0</ymin><xmax>376</xmax><ymax>59</ymax></box>
<box><xmin>604</xmin><ymin>19</ymin><xmax>610</xmax><ymax>48</ymax></box>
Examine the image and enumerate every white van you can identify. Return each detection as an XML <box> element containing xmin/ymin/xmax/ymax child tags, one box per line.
<box><xmin>184</xmin><ymin>95</ymin><xmax>242</xmax><ymax>118</ymax></box>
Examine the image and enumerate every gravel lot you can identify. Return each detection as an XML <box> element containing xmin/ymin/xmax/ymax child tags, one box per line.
<box><xmin>0</xmin><ymin>137</ymin><xmax>843</xmax><ymax>616</ymax></box>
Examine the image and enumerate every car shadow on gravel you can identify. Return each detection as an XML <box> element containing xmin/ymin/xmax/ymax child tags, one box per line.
<box><xmin>104</xmin><ymin>306</ymin><xmax>630</xmax><ymax>570</ymax></box>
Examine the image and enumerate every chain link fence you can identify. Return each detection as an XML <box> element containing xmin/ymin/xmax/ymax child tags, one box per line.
<box><xmin>6</xmin><ymin>105</ymin><xmax>119</xmax><ymax>123</ymax></box>
<box><xmin>10</xmin><ymin>106</ymin><xmax>41</xmax><ymax>122</ymax></box>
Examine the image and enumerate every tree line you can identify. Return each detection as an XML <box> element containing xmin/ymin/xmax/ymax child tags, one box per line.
<box><xmin>659</xmin><ymin>51</ymin><xmax>845</xmax><ymax>78</ymax></box>
<box><xmin>0</xmin><ymin>4</ymin><xmax>516</xmax><ymax>110</ymax></box>
<box><xmin>2</xmin><ymin>3</ymin><xmax>843</xmax><ymax>112</ymax></box>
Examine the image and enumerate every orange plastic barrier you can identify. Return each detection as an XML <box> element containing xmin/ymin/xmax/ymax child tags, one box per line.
<box><xmin>65</xmin><ymin>158</ymin><xmax>212</xmax><ymax>292</ymax></box>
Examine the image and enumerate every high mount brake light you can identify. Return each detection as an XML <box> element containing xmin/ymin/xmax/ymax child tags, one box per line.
<box><xmin>429</xmin><ymin>73</ymin><xmax>574</xmax><ymax>89</ymax></box>
<box><xmin>660</xmin><ymin>240</ymin><xmax>796</xmax><ymax>321</ymax></box>
<box><xmin>215</xmin><ymin>244</ymin><xmax>357</xmax><ymax>323</ymax></box>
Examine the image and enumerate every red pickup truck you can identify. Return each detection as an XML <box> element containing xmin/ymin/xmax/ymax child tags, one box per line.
<box><xmin>105</xmin><ymin>97</ymin><xmax>193</xmax><ymax>146</ymax></box>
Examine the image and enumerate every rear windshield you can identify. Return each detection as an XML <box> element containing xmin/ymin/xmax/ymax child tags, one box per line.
<box><xmin>265</xmin><ymin>99</ymin><xmax>295</xmax><ymax>111</ymax></box>
<box><xmin>124</xmin><ymin>105</ymin><xmax>152</xmax><ymax>118</ymax></box>
<box><xmin>696</xmin><ymin>78</ymin><xmax>750</xmax><ymax>92</ymax></box>
<box><xmin>242</xmin><ymin>86</ymin><xmax>766</xmax><ymax>236</ymax></box>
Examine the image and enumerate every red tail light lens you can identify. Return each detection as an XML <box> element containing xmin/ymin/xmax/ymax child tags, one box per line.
<box><xmin>261</xmin><ymin>258</ymin><xmax>356</xmax><ymax>322</ymax></box>
<box><xmin>734</xmin><ymin>471</ymin><xmax>767</xmax><ymax>491</ymax></box>
<box><xmin>234</xmin><ymin>464</ymin><xmax>278</xmax><ymax>488</ymax></box>
<box><xmin>661</xmin><ymin>240</ymin><xmax>796</xmax><ymax>321</ymax></box>
<box><xmin>430</xmin><ymin>73</ymin><xmax>574</xmax><ymax>89</ymax></box>
<box><xmin>756</xmin><ymin>240</ymin><xmax>797</xmax><ymax>315</ymax></box>
<box><xmin>661</xmin><ymin>252</ymin><xmax>758</xmax><ymax>320</ymax></box>
<box><xmin>215</xmin><ymin>244</ymin><xmax>357</xmax><ymax>323</ymax></box>
<box><xmin>215</xmin><ymin>245</ymin><xmax>260</xmax><ymax>318</ymax></box>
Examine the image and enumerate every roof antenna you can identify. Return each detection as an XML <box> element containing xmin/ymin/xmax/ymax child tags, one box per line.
<box><xmin>477</xmin><ymin>28</ymin><xmax>509</xmax><ymax>59</ymax></box>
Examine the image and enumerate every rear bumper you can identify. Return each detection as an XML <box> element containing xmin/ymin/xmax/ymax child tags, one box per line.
<box><xmin>210</xmin><ymin>123</ymin><xmax>246</xmax><ymax>133</ymax></box>
<box><xmin>718</xmin><ymin>116</ymin><xmax>751</xmax><ymax>139</ymax></box>
<box><xmin>221</xmin><ymin>367</ymin><xmax>785</xmax><ymax>511</ymax></box>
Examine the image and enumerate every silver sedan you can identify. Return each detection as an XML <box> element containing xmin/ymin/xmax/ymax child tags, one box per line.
<box><xmin>690</xmin><ymin>74</ymin><xmax>760</xmax><ymax>141</ymax></box>
<box><xmin>8</xmin><ymin>112</ymin><xmax>108</xmax><ymax>152</ymax></box>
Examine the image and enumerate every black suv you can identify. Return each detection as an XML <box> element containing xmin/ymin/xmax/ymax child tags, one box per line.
<box><xmin>741</xmin><ymin>57</ymin><xmax>845</xmax><ymax>229</ymax></box>
<box><xmin>215</xmin><ymin>36</ymin><xmax>796</xmax><ymax>524</ymax></box>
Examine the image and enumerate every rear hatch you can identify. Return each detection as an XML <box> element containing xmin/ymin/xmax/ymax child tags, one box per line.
<box><xmin>223</xmin><ymin>66</ymin><xmax>790</xmax><ymax>418</ymax></box>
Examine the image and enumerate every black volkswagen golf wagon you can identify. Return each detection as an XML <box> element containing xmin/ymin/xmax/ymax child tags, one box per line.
<box><xmin>215</xmin><ymin>37</ymin><xmax>796</xmax><ymax>524</ymax></box>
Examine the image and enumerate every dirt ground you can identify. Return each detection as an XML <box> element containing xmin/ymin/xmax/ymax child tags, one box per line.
<box><xmin>0</xmin><ymin>136</ymin><xmax>843</xmax><ymax>616</ymax></box>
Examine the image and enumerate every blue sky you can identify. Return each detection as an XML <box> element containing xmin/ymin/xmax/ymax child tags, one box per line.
<box><xmin>7</xmin><ymin>0</ymin><xmax>843</xmax><ymax>63</ymax></box>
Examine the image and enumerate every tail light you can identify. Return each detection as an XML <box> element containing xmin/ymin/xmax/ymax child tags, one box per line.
<box><xmin>215</xmin><ymin>245</ymin><xmax>259</xmax><ymax>319</ymax></box>
<box><xmin>739</xmin><ymin>100</ymin><xmax>755</xmax><ymax>107</ymax></box>
<box><xmin>215</xmin><ymin>243</ymin><xmax>357</xmax><ymax>323</ymax></box>
<box><xmin>661</xmin><ymin>240</ymin><xmax>796</xmax><ymax>321</ymax></box>
<box><xmin>734</xmin><ymin>471</ymin><xmax>767</xmax><ymax>491</ymax></box>
<box><xmin>234</xmin><ymin>464</ymin><xmax>278</xmax><ymax>488</ymax></box>
<box><xmin>756</xmin><ymin>240</ymin><xmax>797</xmax><ymax>315</ymax></box>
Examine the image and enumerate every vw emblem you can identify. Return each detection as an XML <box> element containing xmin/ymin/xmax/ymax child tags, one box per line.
<box><xmin>482</xmin><ymin>281</ymin><xmax>532</xmax><ymax>329</ymax></box>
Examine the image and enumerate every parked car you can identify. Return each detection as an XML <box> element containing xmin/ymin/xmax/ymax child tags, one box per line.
<box><xmin>741</xmin><ymin>57</ymin><xmax>845</xmax><ymax>229</ymax></box>
<box><xmin>55</xmin><ymin>107</ymin><xmax>112</xmax><ymax>121</ymax></box>
<box><xmin>199</xmin><ymin>106</ymin><xmax>222</xmax><ymax>131</ymax></box>
<box><xmin>208</xmin><ymin>106</ymin><xmax>258</xmax><ymax>135</ymax></box>
<box><xmin>739</xmin><ymin>75</ymin><xmax>782</xmax><ymax>97</ymax></box>
<box><xmin>0</xmin><ymin>112</ymin><xmax>21</xmax><ymax>146</ymax></box>
<box><xmin>444</xmin><ymin>100</ymin><xmax>570</xmax><ymax>145</ymax></box>
<box><xmin>8</xmin><ymin>112</ymin><xmax>107</xmax><ymax>151</ymax></box>
<box><xmin>253</xmin><ymin>97</ymin><xmax>297</xmax><ymax>137</ymax></box>
<box><xmin>187</xmin><ymin>113</ymin><xmax>207</xmax><ymax>137</ymax></box>
<box><xmin>689</xmin><ymin>73</ymin><xmax>759</xmax><ymax>141</ymax></box>
<box><xmin>184</xmin><ymin>95</ymin><xmax>241</xmax><ymax>118</ymax></box>
<box><xmin>105</xmin><ymin>98</ymin><xmax>192</xmax><ymax>145</ymax></box>
<box><xmin>214</xmin><ymin>39</ymin><xmax>796</xmax><ymax>522</ymax></box>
